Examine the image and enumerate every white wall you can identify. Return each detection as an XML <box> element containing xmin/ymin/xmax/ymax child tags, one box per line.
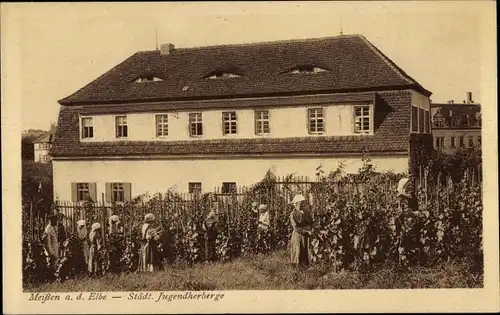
<box><xmin>53</xmin><ymin>155</ymin><xmax>408</xmax><ymax>200</ymax></box>
<box><xmin>411</xmin><ymin>91</ymin><xmax>430</xmax><ymax>110</ymax></box>
<box><xmin>80</xmin><ymin>103</ymin><xmax>370</xmax><ymax>142</ymax></box>
<box><xmin>432</xmin><ymin>129</ymin><xmax>482</xmax><ymax>152</ymax></box>
<box><xmin>34</xmin><ymin>145</ymin><xmax>52</xmax><ymax>163</ymax></box>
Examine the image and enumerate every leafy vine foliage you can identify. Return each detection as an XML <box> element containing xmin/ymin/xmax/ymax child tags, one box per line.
<box><xmin>23</xmin><ymin>157</ymin><xmax>483</xmax><ymax>286</ymax></box>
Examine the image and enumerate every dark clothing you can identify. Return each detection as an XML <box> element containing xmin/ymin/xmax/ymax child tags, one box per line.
<box><xmin>290</xmin><ymin>209</ymin><xmax>313</xmax><ymax>266</ymax></box>
<box><xmin>160</xmin><ymin>227</ymin><xmax>175</xmax><ymax>264</ymax></box>
<box><xmin>203</xmin><ymin>218</ymin><xmax>217</xmax><ymax>262</ymax></box>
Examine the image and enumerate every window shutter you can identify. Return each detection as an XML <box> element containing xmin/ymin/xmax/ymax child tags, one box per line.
<box><xmin>267</xmin><ymin>110</ymin><xmax>271</xmax><ymax>134</ymax></box>
<box><xmin>307</xmin><ymin>109</ymin><xmax>310</xmax><ymax>133</ymax></box>
<box><xmin>221</xmin><ymin>113</ymin><xmax>224</xmax><ymax>135</ymax></box>
<box><xmin>89</xmin><ymin>183</ymin><xmax>97</xmax><ymax>202</ymax></box>
<box><xmin>71</xmin><ymin>183</ymin><xmax>78</xmax><ymax>203</ymax></box>
<box><xmin>254</xmin><ymin>111</ymin><xmax>258</xmax><ymax>135</ymax></box>
<box><xmin>105</xmin><ymin>183</ymin><xmax>112</xmax><ymax>203</ymax></box>
<box><xmin>322</xmin><ymin>108</ymin><xmax>326</xmax><ymax>133</ymax></box>
<box><xmin>124</xmin><ymin>183</ymin><xmax>132</xmax><ymax>202</ymax></box>
<box><xmin>234</xmin><ymin>112</ymin><xmax>238</xmax><ymax>134</ymax></box>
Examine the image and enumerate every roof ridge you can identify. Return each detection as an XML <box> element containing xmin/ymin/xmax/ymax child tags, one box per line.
<box><xmin>138</xmin><ymin>34</ymin><xmax>363</xmax><ymax>54</ymax></box>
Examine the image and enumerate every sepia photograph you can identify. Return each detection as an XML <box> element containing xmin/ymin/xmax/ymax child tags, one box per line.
<box><xmin>2</xmin><ymin>1</ymin><xmax>499</xmax><ymax>314</ymax></box>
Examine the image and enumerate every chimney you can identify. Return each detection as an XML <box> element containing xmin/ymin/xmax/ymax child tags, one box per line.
<box><xmin>466</xmin><ymin>92</ymin><xmax>473</xmax><ymax>103</ymax></box>
<box><xmin>160</xmin><ymin>43</ymin><xmax>175</xmax><ymax>55</ymax></box>
<box><xmin>447</xmin><ymin>100</ymin><xmax>454</xmax><ymax>104</ymax></box>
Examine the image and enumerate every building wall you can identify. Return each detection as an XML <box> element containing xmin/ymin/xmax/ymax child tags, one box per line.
<box><xmin>411</xmin><ymin>91</ymin><xmax>431</xmax><ymax>111</ymax></box>
<box><xmin>34</xmin><ymin>143</ymin><xmax>52</xmax><ymax>163</ymax></box>
<box><xmin>80</xmin><ymin>103</ymin><xmax>372</xmax><ymax>143</ymax></box>
<box><xmin>53</xmin><ymin>155</ymin><xmax>409</xmax><ymax>200</ymax></box>
<box><xmin>432</xmin><ymin>129</ymin><xmax>482</xmax><ymax>152</ymax></box>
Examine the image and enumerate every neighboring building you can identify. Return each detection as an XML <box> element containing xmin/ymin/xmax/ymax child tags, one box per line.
<box><xmin>33</xmin><ymin>125</ymin><xmax>56</xmax><ymax>163</ymax></box>
<box><xmin>22</xmin><ymin>130</ymin><xmax>46</xmax><ymax>161</ymax></box>
<box><xmin>51</xmin><ymin>34</ymin><xmax>432</xmax><ymax>202</ymax></box>
<box><xmin>431</xmin><ymin>92</ymin><xmax>481</xmax><ymax>153</ymax></box>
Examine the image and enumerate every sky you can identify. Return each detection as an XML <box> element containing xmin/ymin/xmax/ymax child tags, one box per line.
<box><xmin>6</xmin><ymin>2</ymin><xmax>490</xmax><ymax>130</ymax></box>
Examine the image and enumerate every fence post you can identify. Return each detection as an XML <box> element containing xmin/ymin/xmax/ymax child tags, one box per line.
<box><xmin>29</xmin><ymin>201</ymin><xmax>33</xmax><ymax>241</ymax></box>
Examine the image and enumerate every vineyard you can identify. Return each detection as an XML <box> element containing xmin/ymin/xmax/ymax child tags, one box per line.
<box><xmin>22</xmin><ymin>161</ymin><xmax>483</xmax><ymax>289</ymax></box>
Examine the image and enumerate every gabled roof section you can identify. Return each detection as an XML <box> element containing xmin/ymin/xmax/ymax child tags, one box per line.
<box><xmin>58</xmin><ymin>34</ymin><xmax>431</xmax><ymax>105</ymax></box>
<box><xmin>33</xmin><ymin>131</ymin><xmax>56</xmax><ymax>144</ymax></box>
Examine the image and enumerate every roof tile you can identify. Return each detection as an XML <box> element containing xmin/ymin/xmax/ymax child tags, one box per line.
<box><xmin>59</xmin><ymin>35</ymin><xmax>429</xmax><ymax>105</ymax></box>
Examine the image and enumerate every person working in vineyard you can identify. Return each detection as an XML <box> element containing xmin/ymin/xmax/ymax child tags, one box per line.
<box><xmin>88</xmin><ymin>222</ymin><xmax>103</xmax><ymax>277</ymax></box>
<box><xmin>108</xmin><ymin>215</ymin><xmax>124</xmax><ymax>235</ymax></box>
<box><xmin>43</xmin><ymin>214</ymin><xmax>59</xmax><ymax>264</ymax></box>
<box><xmin>247</xmin><ymin>201</ymin><xmax>260</xmax><ymax>253</ymax></box>
<box><xmin>202</xmin><ymin>210</ymin><xmax>218</xmax><ymax>263</ymax></box>
<box><xmin>55</xmin><ymin>211</ymin><xmax>67</xmax><ymax>258</ymax></box>
<box><xmin>289</xmin><ymin>194</ymin><xmax>313</xmax><ymax>269</ymax></box>
<box><xmin>108</xmin><ymin>214</ymin><xmax>124</xmax><ymax>273</ymax></box>
<box><xmin>139</xmin><ymin>213</ymin><xmax>160</xmax><ymax>272</ymax></box>
<box><xmin>394</xmin><ymin>177</ymin><xmax>421</xmax><ymax>267</ymax></box>
<box><xmin>258</xmin><ymin>204</ymin><xmax>270</xmax><ymax>231</ymax></box>
<box><xmin>76</xmin><ymin>219</ymin><xmax>89</xmax><ymax>272</ymax></box>
<box><xmin>257</xmin><ymin>204</ymin><xmax>271</xmax><ymax>252</ymax></box>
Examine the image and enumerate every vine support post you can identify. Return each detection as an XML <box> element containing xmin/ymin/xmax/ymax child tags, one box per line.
<box><xmin>159</xmin><ymin>193</ymin><xmax>163</xmax><ymax>224</ymax></box>
<box><xmin>29</xmin><ymin>201</ymin><xmax>33</xmax><ymax>241</ymax></box>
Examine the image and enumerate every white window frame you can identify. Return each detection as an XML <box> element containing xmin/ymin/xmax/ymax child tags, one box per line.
<box><xmin>188</xmin><ymin>182</ymin><xmax>202</xmax><ymax>194</ymax></box>
<box><xmin>221</xmin><ymin>182</ymin><xmax>237</xmax><ymax>194</ymax></box>
<box><xmin>459</xmin><ymin>136</ymin><xmax>465</xmax><ymax>148</ymax></box>
<box><xmin>255</xmin><ymin>109</ymin><xmax>270</xmax><ymax>135</ymax></box>
<box><xmin>80</xmin><ymin>116</ymin><xmax>94</xmax><ymax>140</ymax></box>
<box><xmin>155</xmin><ymin>114</ymin><xmax>168</xmax><ymax>138</ymax></box>
<box><xmin>353</xmin><ymin>105</ymin><xmax>373</xmax><ymax>134</ymax></box>
<box><xmin>308</xmin><ymin>108</ymin><xmax>325</xmax><ymax>134</ymax></box>
<box><xmin>436</xmin><ymin>137</ymin><xmax>445</xmax><ymax>148</ymax></box>
<box><xmin>115</xmin><ymin>115</ymin><xmax>128</xmax><ymax>139</ymax></box>
<box><xmin>76</xmin><ymin>183</ymin><xmax>90</xmax><ymax>202</ymax></box>
<box><xmin>189</xmin><ymin>112</ymin><xmax>203</xmax><ymax>137</ymax></box>
<box><xmin>222</xmin><ymin>111</ymin><xmax>238</xmax><ymax>135</ymax></box>
<box><xmin>111</xmin><ymin>183</ymin><xmax>125</xmax><ymax>203</ymax></box>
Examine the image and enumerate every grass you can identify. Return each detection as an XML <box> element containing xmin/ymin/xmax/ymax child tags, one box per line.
<box><xmin>25</xmin><ymin>251</ymin><xmax>483</xmax><ymax>292</ymax></box>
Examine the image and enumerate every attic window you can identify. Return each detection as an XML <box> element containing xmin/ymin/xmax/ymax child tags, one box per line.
<box><xmin>206</xmin><ymin>72</ymin><xmax>241</xmax><ymax>79</ymax></box>
<box><xmin>287</xmin><ymin>66</ymin><xmax>328</xmax><ymax>74</ymax></box>
<box><xmin>134</xmin><ymin>76</ymin><xmax>163</xmax><ymax>83</ymax></box>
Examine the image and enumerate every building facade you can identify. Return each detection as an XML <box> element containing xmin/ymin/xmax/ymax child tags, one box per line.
<box><xmin>51</xmin><ymin>34</ymin><xmax>432</xmax><ymax>202</ymax></box>
<box><xmin>431</xmin><ymin>92</ymin><xmax>481</xmax><ymax>153</ymax></box>
<box><xmin>33</xmin><ymin>130</ymin><xmax>56</xmax><ymax>164</ymax></box>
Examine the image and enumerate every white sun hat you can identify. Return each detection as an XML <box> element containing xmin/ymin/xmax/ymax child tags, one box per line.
<box><xmin>109</xmin><ymin>215</ymin><xmax>120</xmax><ymax>223</ymax></box>
<box><xmin>144</xmin><ymin>213</ymin><xmax>155</xmax><ymax>222</ymax></box>
<box><xmin>258</xmin><ymin>204</ymin><xmax>268</xmax><ymax>211</ymax></box>
<box><xmin>91</xmin><ymin>222</ymin><xmax>101</xmax><ymax>231</ymax></box>
<box><xmin>251</xmin><ymin>201</ymin><xmax>258</xmax><ymax>207</ymax></box>
<box><xmin>397</xmin><ymin>178</ymin><xmax>410</xmax><ymax>197</ymax></box>
<box><xmin>77</xmin><ymin>219</ymin><xmax>86</xmax><ymax>227</ymax></box>
<box><xmin>290</xmin><ymin>194</ymin><xmax>306</xmax><ymax>204</ymax></box>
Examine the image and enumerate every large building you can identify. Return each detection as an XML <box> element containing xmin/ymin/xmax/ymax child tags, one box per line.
<box><xmin>431</xmin><ymin>92</ymin><xmax>481</xmax><ymax>153</ymax></box>
<box><xmin>51</xmin><ymin>34</ymin><xmax>432</xmax><ymax>202</ymax></box>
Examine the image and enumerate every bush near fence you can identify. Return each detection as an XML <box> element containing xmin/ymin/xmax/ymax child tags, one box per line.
<box><xmin>22</xmin><ymin>162</ymin><xmax>483</xmax><ymax>286</ymax></box>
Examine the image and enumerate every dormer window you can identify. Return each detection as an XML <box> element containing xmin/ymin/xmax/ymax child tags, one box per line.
<box><xmin>286</xmin><ymin>65</ymin><xmax>328</xmax><ymax>75</ymax></box>
<box><xmin>205</xmin><ymin>72</ymin><xmax>241</xmax><ymax>79</ymax></box>
<box><xmin>134</xmin><ymin>76</ymin><xmax>163</xmax><ymax>83</ymax></box>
